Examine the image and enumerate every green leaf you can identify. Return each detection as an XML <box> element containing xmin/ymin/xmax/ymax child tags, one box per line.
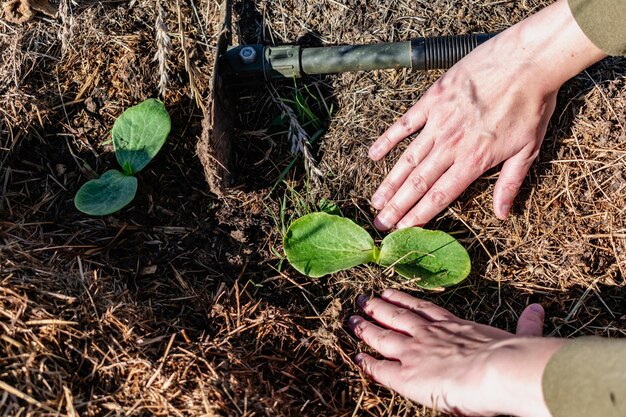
<box><xmin>74</xmin><ymin>170</ymin><xmax>138</xmax><ymax>216</ymax></box>
<box><xmin>112</xmin><ymin>98</ymin><xmax>171</xmax><ymax>173</ymax></box>
<box><xmin>284</xmin><ymin>212</ymin><xmax>375</xmax><ymax>277</ymax></box>
<box><xmin>378</xmin><ymin>227</ymin><xmax>471</xmax><ymax>289</ymax></box>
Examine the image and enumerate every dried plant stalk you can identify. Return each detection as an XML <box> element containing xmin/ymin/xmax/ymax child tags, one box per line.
<box><xmin>58</xmin><ymin>0</ymin><xmax>72</xmax><ymax>55</ymax></box>
<box><xmin>176</xmin><ymin>0</ymin><xmax>205</xmax><ymax>112</ymax></box>
<box><xmin>154</xmin><ymin>0</ymin><xmax>172</xmax><ymax>97</ymax></box>
<box><xmin>273</xmin><ymin>95</ymin><xmax>323</xmax><ymax>183</ymax></box>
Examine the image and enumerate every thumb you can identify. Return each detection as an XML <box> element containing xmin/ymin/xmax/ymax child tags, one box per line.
<box><xmin>493</xmin><ymin>149</ymin><xmax>537</xmax><ymax>220</ymax></box>
<box><xmin>516</xmin><ymin>304</ymin><xmax>545</xmax><ymax>337</ymax></box>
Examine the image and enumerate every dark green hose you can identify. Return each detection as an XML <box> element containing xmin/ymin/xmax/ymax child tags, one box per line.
<box><xmin>222</xmin><ymin>33</ymin><xmax>497</xmax><ymax>82</ymax></box>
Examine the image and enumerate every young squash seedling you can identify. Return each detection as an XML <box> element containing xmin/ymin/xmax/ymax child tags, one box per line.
<box><xmin>283</xmin><ymin>212</ymin><xmax>471</xmax><ymax>289</ymax></box>
<box><xmin>74</xmin><ymin>99</ymin><xmax>171</xmax><ymax>216</ymax></box>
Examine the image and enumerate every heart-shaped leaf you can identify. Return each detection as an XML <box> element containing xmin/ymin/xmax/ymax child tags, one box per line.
<box><xmin>74</xmin><ymin>170</ymin><xmax>138</xmax><ymax>216</ymax></box>
<box><xmin>112</xmin><ymin>98</ymin><xmax>171</xmax><ymax>174</ymax></box>
<box><xmin>378</xmin><ymin>227</ymin><xmax>470</xmax><ymax>289</ymax></box>
<box><xmin>284</xmin><ymin>212</ymin><xmax>375</xmax><ymax>277</ymax></box>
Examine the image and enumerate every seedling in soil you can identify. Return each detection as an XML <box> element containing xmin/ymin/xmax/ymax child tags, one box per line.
<box><xmin>283</xmin><ymin>212</ymin><xmax>471</xmax><ymax>289</ymax></box>
<box><xmin>74</xmin><ymin>99</ymin><xmax>171</xmax><ymax>216</ymax></box>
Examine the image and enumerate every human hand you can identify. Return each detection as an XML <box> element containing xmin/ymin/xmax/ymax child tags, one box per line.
<box><xmin>348</xmin><ymin>289</ymin><xmax>566</xmax><ymax>417</ymax></box>
<box><xmin>369</xmin><ymin>0</ymin><xmax>607</xmax><ymax>230</ymax></box>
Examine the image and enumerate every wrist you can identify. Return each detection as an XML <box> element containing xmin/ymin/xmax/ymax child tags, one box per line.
<box><xmin>482</xmin><ymin>337</ymin><xmax>567</xmax><ymax>417</ymax></box>
<box><xmin>489</xmin><ymin>0</ymin><xmax>607</xmax><ymax>92</ymax></box>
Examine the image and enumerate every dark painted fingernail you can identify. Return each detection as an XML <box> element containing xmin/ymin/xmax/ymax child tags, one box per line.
<box><xmin>356</xmin><ymin>294</ymin><xmax>369</xmax><ymax>309</ymax></box>
<box><xmin>530</xmin><ymin>304</ymin><xmax>544</xmax><ymax>314</ymax></box>
<box><xmin>354</xmin><ymin>353</ymin><xmax>365</xmax><ymax>365</ymax></box>
<box><xmin>374</xmin><ymin>214</ymin><xmax>392</xmax><ymax>231</ymax></box>
<box><xmin>348</xmin><ymin>315</ymin><xmax>363</xmax><ymax>330</ymax></box>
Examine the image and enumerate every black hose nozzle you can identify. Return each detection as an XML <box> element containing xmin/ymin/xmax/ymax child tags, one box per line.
<box><xmin>411</xmin><ymin>33</ymin><xmax>497</xmax><ymax>70</ymax></box>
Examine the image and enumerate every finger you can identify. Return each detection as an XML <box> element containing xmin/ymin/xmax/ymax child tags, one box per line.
<box><xmin>515</xmin><ymin>304</ymin><xmax>545</xmax><ymax>337</ymax></box>
<box><xmin>369</xmin><ymin>98</ymin><xmax>430</xmax><ymax>161</ymax></box>
<box><xmin>354</xmin><ymin>352</ymin><xmax>402</xmax><ymax>389</ymax></box>
<box><xmin>357</xmin><ymin>295</ymin><xmax>429</xmax><ymax>336</ymax></box>
<box><xmin>395</xmin><ymin>162</ymin><xmax>477</xmax><ymax>228</ymax></box>
<box><xmin>374</xmin><ymin>153</ymin><xmax>451</xmax><ymax>231</ymax></box>
<box><xmin>348</xmin><ymin>315</ymin><xmax>409</xmax><ymax>359</ymax></box>
<box><xmin>371</xmin><ymin>134</ymin><xmax>435</xmax><ymax>210</ymax></box>
<box><xmin>379</xmin><ymin>289</ymin><xmax>458</xmax><ymax>322</ymax></box>
<box><xmin>492</xmin><ymin>148</ymin><xmax>537</xmax><ymax>220</ymax></box>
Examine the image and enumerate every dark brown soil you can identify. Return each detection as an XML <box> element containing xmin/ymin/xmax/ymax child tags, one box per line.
<box><xmin>1</xmin><ymin>0</ymin><xmax>625</xmax><ymax>416</ymax></box>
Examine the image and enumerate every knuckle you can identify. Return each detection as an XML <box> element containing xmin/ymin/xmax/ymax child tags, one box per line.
<box><xmin>360</xmin><ymin>357</ymin><xmax>373</xmax><ymax>374</ymax></box>
<box><xmin>410</xmin><ymin>299</ymin><xmax>435</xmax><ymax>312</ymax></box>
<box><xmin>363</xmin><ymin>359</ymin><xmax>381</xmax><ymax>380</ymax></box>
<box><xmin>399</xmin><ymin>212</ymin><xmax>422</xmax><ymax>228</ymax></box>
<box><xmin>381</xmin><ymin>133</ymin><xmax>394</xmax><ymax>147</ymax></box>
<box><xmin>353</xmin><ymin>321</ymin><xmax>368</xmax><ymax>337</ymax></box>
<box><xmin>503</xmin><ymin>179</ymin><xmax>523</xmax><ymax>193</ymax></box>
<box><xmin>430</xmin><ymin>81</ymin><xmax>445</xmax><ymax>97</ymax></box>
<box><xmin>390</xmin><ymin>307</ymin><xmax>407</xmax><ymax>319</ymax></box>
<box><xmin>389</xmin><ymin>307</ymin><xmax>410</xmax><ymax>324</ymax></box>
<box><xmin>363</xmin><ymin>298</ymin><xmax>382</xmax><ymax>315</ymax></box>
<box><xmin>470</xmin><ymin>147</ymin><xmax>493</xmax><ymax>172</ymax></box>
<box><xmin>384</xmin><ymin>201</ymin><xmax>403</xmax><ymax>217</ymax></box>
<box><xmin>408</xmin><ymin>173</ymin><xmax>429</xmax><ymax>194</ymax></box>
<box><xmin>428</xmin><ymin>189</ymin><xmax>447</xmax><ymax>207</ymax></box>
<box><xmin>445</xmin><ymin>129</ymin><xmax>463</xmax><ymax>146</ymax></box>
<box><xmin>374</xmin><ymin>329</ymin><xmax>393</xmax><ymax>345</ymax></box>
<box><xmin>379</xmin><ymin>179</ymin><xmax>397</xmax><ymax>195</ymax></box>
<box><xmin>399</xmin><ymin>116</ymin><xmax>413</xmax><ymax>133</ymax></box>
<box><xmin>402</xmin><ymin>151</ymin><xmax>419</xmax><ymax>168</ymax></box>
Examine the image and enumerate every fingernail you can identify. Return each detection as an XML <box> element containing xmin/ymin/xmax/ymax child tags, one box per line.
<box><xmin>530</xmin><ymin>304</ymin><xmax>544</xmax><ymax>314</ymax></box>
<box><xmin>499</xmin><ymin>203</ymin><xmax>511</xmax><ymax>218</ymax></box>
<box><xmin>371</xmin><ymin>192</ymin><xmax>386</xmax><ymax>209</ymax></box>
<box><xmin>381</xmin><ymin>289</ymin><xmax>394</xmax><ymax>298</ymax></box>
<box><xmin>374</xmin><ymin>214</ymin><xmax>392</xmax><ymax>231</ymax></box>
<box><xmin>348</xmin><ymin>315</ymin><xmax>363</xmax><ymax>329</ymax></box>
<box><xmin>354</xmin><ymin>353</ymin><xmax>365</xmax><ymax>365</ymax></box>
<box><xmin>369</xmin><ymin>144</ymin><xmax>381</xmax><ymax>160</ymax></box>
<box><xmin>356</xmin><ymin>294</ymin><xmax>369</xmax><ymax>309</ymax></box>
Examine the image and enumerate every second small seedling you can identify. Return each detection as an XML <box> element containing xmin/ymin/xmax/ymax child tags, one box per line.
<box><xmin>74</xmin><ymin>99</ymin><xmax>171</xmax><ymax>216</ymax></box>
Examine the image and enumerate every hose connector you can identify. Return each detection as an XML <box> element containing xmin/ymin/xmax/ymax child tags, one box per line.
<box><xmin>411</xmin><ymin>33</ymin><xmax>496</xmax><ymax>70</ymax></box>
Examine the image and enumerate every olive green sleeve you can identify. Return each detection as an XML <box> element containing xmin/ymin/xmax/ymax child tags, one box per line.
<box><xmin>542</xmin><ymin>337</ymin><xmax>626</xmax><ymax>417</ymax></box>
<box><xmin>568</xmin><ymin>0</ymin><xmax>626</xmax><ymax>56</ymax></box>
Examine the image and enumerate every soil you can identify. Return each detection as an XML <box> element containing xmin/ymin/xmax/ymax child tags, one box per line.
<box><xmin>1</xmin><ymin>0</ymin><xmax>625</xmax><ymax>416</ymax></box>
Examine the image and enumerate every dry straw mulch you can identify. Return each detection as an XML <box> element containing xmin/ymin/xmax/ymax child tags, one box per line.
<box><xmin>1</xmin><ymin>0</ymin><xmax>625</xmax><ymax>416</ymax></box>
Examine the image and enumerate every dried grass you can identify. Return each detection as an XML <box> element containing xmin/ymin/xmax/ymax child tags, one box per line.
<box><xmin>154</xmin><ymin>0</ymin><xmax>172</xmax><ymax>98</ymax></box>
<box><xmin>1</xmin><ymin>0</ymin><xmax>625</xmax><ymax>416</ymax></box>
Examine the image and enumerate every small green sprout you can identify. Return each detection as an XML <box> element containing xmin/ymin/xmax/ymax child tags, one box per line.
<box><xmin>74</xmin><ymin>99</ymin><xmax>171</xmax><ymax>216</ymax></box>
<box><xmin>283</xmin><ymin>212</ymin><xmax>471</xmax><ymax>289</ymax></box>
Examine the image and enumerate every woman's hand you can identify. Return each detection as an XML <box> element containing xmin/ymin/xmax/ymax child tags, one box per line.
<box><xmin>348</xmin><ymin>290</ymin><xmax>566</xmax><ymax>417</ymax></box>
<box><xmin>369</xmin><ymin>0</ymin><xmax>607</xmax><ymax>230</ymax></box>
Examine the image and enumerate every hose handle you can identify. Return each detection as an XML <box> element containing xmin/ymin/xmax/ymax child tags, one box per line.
<box><xmin>411</xmin><ymin>33</ymin><xmax>497</xmax><ymax>70</ymax></box>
